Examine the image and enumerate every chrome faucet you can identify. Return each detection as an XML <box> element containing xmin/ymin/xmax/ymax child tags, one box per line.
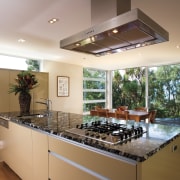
<box><xmin>36</xmin><ymin>98</ymin><xmax>52</xmax><ymax>111</ymax></box>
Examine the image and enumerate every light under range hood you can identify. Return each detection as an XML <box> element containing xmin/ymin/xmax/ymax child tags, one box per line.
<box><xmin>60</xmin><ymin>1</ymin><xmax>169</xmax><ymax>56</ymax></box>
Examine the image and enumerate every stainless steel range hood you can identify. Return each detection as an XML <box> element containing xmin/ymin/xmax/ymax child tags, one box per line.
<box><xmin>60</xmin><ymin>0</ymin><xmax>169</xmax><ymax>56</ymax></box>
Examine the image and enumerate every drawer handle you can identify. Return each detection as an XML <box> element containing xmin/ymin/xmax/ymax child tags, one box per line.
<box><xmin>172</xmin><ymin>145</ymin><xmax>178</xmax><ymax>152</ymax></box>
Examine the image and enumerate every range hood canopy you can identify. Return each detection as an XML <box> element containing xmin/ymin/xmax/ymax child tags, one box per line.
<box><xmin>60</xmin><ymin>0</ymin><xmax>169</xmax><ymax>56</ymax></box>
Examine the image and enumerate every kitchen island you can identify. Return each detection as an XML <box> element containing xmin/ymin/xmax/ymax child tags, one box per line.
<box><xmin>0</xmin><ymin>110</ymin><xmax>180</xmax><ymax>180</ymax></box>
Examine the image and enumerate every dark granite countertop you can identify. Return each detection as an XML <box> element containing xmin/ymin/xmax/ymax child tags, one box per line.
<box><xmin>0</xmin><ymin>110</ymin><xmax>180</xmax><ymax>162</ymax></box>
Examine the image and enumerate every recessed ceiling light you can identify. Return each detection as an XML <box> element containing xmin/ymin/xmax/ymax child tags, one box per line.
<box><xmin>136</xmin><ymin>44</ymin><xmax>141</xmax><ymax>48</ymax></box>
<box><xmin>91</xmin><ymin>36</ymin><xmax>95</xmax><ymax>42</ymax></box>
<box><xmin>18</xmin><ymin>39</ymin><xmax>26</xmax><ymax>43</ymax></box>
<box><xmin>48</xmin><ymin>18</ymin><xmax>59</xmax><ymax>24</ymax></box>
<box><xmin>176</xmin><ymin>45</ymin><xmax>180</xmax><ymax>49</ymax></box>
<box><xmin>75</xmin><ymin>43</ymin><xmax>80</xmax><ymax>47</ymax></box>
<box><xmin>112</xmin><ymin>29</ymin><xmax>118</xmax><ymax>33</ymax></box>
<box><xmin>116</xmin><ymin>49</ymin><xmax>123</xmax><ymax>53</ymax></box>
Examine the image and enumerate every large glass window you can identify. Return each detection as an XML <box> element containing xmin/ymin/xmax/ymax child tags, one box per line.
<box><xmin>83</xmin><ymin>68</ymin><xmax>106</xmax><ymax>113</ymax></box>
<box><xmin>84</xmin><ymin>63</ymin><xmax>180</xmax><ymax>121</ymax></box>
<box><xmin>0</xmin><ymin>54</ymin><xmax>40</xmax><ymax>71</ymax></box>
<box><xmin>149</xmin><ymin>64</ymin><xmax>180</xmax><ymax>119</ymax></box>
<box><xmin>112</xmin><ymin>67</ymin><xmax>146</xmax><ymax>109</ymax></box>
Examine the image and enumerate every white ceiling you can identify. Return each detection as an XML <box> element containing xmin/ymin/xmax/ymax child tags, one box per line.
<box><xmin>0</xmin><ymin>0</ymin><xmax>180</xmax><ymax>70</ymax></box>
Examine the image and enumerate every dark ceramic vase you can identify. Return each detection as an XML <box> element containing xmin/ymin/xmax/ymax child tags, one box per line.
<box><xmin>19</xmin><ymin>92</ymin><xmax>31</xmax><ymax>115</ymax></box>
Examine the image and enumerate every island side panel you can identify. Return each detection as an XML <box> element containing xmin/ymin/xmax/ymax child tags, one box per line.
<box><xmin>49</xmin><ymin>136</ymin><xmax>137</xmax><ymax>180</ymax></box>
<box><xmin>137</xmin><ymin>136</ymin><xmax>180</xmax><ymax>180</ymax></box>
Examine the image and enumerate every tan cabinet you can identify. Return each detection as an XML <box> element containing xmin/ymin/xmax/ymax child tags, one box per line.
<box><xmin>3</xmin><ymin>122</ymin><xmax>33</xmax><ymax>180</ymax></box>
<box><xmin>49</xmin><ymin>153</ymin><xmax>101</xmax><ymax>180</ymax></box>
<box><xmin>0</xmin><ymin>121</ymin><xmax>49</xmax><ymax>180</ymax></box>
<box><xmin>0</xmin><ymin>121</ymin><xmax>9</xmax><ymax>162</ymax></box>
<box><xmin>137</xmin><ymin>136</ymin><xmax>180</xmax><ymax>180</ymax></box>
<box><xmin>9</xmin><ymin>70</ymin><xmax>20</xmax><ymax>112</ymax></box>
<box><xmin>0</xmin><ymin>69</ymin><xmax>49</xmax><ymax>112</ymax></box>
<box><xmin>49</xmin><ymin>136</ymin><xmax>136</xmax><ymax>180</ymax></box>
<box><xmin>32</xmin><ymin>130</ymin><xmax>48</xmax><ymax>180</ymax></box>
<box><xmin>32</xmin><ymin>71</ymin><xmax>49</xmax><ymax>110</ymax></box>
<box><xmin>0</xmin><ymin>69</ymin><xmax>9</xmax><ymax>112</ymax></box>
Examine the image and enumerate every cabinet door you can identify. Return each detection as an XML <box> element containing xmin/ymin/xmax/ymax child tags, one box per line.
<box><xmin>9</xmin><ymin>70</ymin><xmax>20</xmax><ymax>112</ymax></box>
<box><xmin>32</xmin><ymin>130</ymin><xmax>48</xmax><ymax>180</ymax></box>
<box><xmin>49</xmin><ymin>136</ymin><xmax>136</xmax><ymax>180</ymax></box>
<box><xmin>0</xmin><ymin>69</ymin><xmax>9</xmax><ymax>112</ymax></box>
<box><xmin>0</xmin><ymin>124</ymin><xmax>9</xmax><ymax>161</ymax></box>
<box><xmin>32</xmin><ymin>72</ymin><xmax>49</xmax><ymax>110</ymax></box>
<box><xmin>49</xmin><ymin>153</ymin><xmax>100</xmax><ymax>180</ymax></box>
<box><xmin>4</xmin><ymin>122</ymin><xmax>33</xmax><ymax>180</ymax></box>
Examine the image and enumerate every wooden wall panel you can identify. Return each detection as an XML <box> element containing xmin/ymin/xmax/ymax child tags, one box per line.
<box><xmin>0</xmin><ymin>69</ymin><xmax>9</xmax><ymax>112</ymax></box>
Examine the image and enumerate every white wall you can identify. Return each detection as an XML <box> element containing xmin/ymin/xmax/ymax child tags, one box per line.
<box><xmin>42</xmin><ymin>61</ymin><xmax>83</xmax><ymax>114</ymax></box>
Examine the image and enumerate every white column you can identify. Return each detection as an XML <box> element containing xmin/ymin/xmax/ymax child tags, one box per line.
<box><xmin>145</xmin><ymin>67</ymin><xmax>149</xmax><ymax>111</ymax></box>
<box><xmin>106</xmin><ymin>70</ymin><xmax>112</xmax><ymax>109</ymax></box>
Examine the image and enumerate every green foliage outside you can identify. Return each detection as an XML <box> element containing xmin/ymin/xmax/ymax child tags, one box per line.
<box><xmin>112</xmin><ymin>67</ymin><xmax>146</xmax><ymax>110</ymax></box>
<box><xmin>148</xmin><ymin>65</ymin><xmax>180</xmax><ymax>118</ymax></box>
<box><xmin>26</xmin><ymin>59</ymin><xmax>40</xmax><ymax>71</ymax></box>
<box><xmin>112</xmin><ymin>64</ymin><xmax>180</xmax><ymax>119</ymax></box>
<box><xmin>83</xmin><ymin>68</ymin><xmax>106</xmax><ymax>78</ymax></box>
<box><xmin>83</xmin><ymin>64</ymin><xmax>180</xmax><ymax>119</ymax></box>
<box><xmin>83</xmin><ymin>68</ymin><xmax>106</xmax><ymax>112</ymax></box>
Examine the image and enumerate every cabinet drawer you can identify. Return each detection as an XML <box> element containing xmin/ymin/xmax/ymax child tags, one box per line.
<box><xmin>49</xmin><ymin>136</ymin><xmax>137</xmax><ymax>180</ymax></box>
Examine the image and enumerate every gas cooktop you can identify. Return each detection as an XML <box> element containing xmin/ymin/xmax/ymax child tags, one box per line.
<box><xmin>63</xmin><ymin>120</ymin><xmax>146</xmax><ymax>145</ymax></box>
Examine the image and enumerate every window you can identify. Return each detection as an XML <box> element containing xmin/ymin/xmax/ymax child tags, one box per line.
<box><xmin>148</xmin><ymin>64</ymin><xmax>180</xmax><ymax>119</ymax></box>
<box><xmin>112</xmin><ymin>67</ymin><xmax>146</xmax><ymax>109</ymax></box>
<box><xmin>83</xmin><ymin>68</ymin><xmax>106</xmax><ymax>113</ymax></box>
<box><xmin>0</xmin><ymin>54</ymin><xmax>40</xmax><ymax>71</ymax></box>
<box><xmin>111</xmin><ymin>64</ymin><xmax>180</xmax><ymax>120</ymax></box>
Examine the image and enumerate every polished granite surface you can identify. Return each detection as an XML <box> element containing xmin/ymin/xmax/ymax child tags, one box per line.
<box><xmin>1</xmin><ymin>110</ymin><xmax>180</xmax><ymax>162</ymax></box>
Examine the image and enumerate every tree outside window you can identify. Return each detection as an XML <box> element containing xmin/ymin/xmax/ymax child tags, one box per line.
<box><xmin>26</xmin><ymin>59</ymin><xmax>40</xmax><ymax>71</ymax></box>
<box><xmin>112</xmin><ymin>64</ymin><xmax>180</xmax><ymax>119</ymax></box>
<box><xmin>112</xmin><ymin>67</ymin><xmax>145</xmax><ymax>109</ymax></box>
<box><xmin>149</xmin><ymin>64</ymin><xmax>180</xmax><ymax>118</ymax></box>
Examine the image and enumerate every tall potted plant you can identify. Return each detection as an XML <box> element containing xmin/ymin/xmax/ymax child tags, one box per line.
<box><xmin>9</xmin><ymin>71</ymin><xmax>38</xmax><ymax>115</ymax></box>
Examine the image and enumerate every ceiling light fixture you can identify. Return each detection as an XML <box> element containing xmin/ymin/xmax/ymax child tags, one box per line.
<box><xmin>112</xmin><ymin>29</ymin><xmax>118</xmax><ymax>33</ymax></box>
<box><xmin>75</xmin><ymin>43</ymin><xmax>81</xmax><ymax>46</ymax></box>
<box><xmin>136</xmin><ymin>44</ymin><xmax>141</xmax><ymax>48</ymax></box>
<box><xmin>18</xmin><ymin>39</ymin><xmax>26</xmax><ymax>43</ymax></box>
<box><xmin>48</xmin><ymin>18</ymin><xmax>59</xmax><ymax>24</ymax></box>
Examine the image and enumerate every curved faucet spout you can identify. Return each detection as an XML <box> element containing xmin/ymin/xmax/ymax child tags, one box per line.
<box><xmin>36</xmin><ymin>98</ymin><xmax>52</xmax><ymax>111</ymax></box>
